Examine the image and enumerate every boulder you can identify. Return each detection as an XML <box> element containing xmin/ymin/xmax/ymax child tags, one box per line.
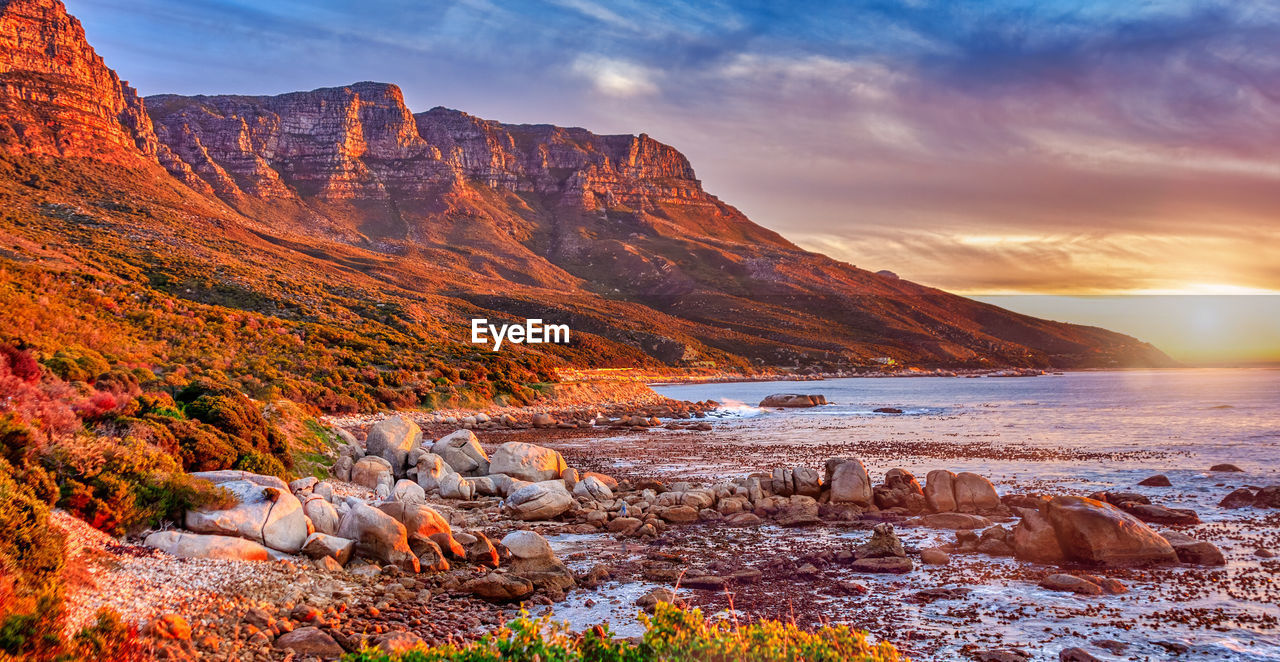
<box><xmin>1059</xmin><ymin>648</ymin><xmax>1102</xmax><ymax>662</ymax></box>
<box><xmin>874</xmin><ymin>468</ymin><xmax>925</xmax><ymax>512</ymax></box>
<box><xmin>1209</xmin><ymin>463</ymin><xmax>1244</xmax><ymax>472</ymax></box>
<box><xmin>501</xmin><ymin>530</ymin><xmax>554</xmax><ymax>560</ymax></box>
<box><xmin>188</xmin><ymin>470</ymin><xmax>288</xmax><ymax>491</ymax></box>
<box><xmin>185</xmin><ymin>480</ymin><xmax>308</xmax><ymax>553</ymax></box>
<box><xmin>532</xmin><ymin>412</ymin><xmax>557</xmax><ymax>428</ymax></box>
<box><xmin>274</xmin><ymin>627</ymin><xmax>344</xmax><ymax>658</ymax></box>
<box><xmin>775</xmin><ymin>495</ymin><xmax>821</xmax><ymax>527</ymax></box>
<box><xmin>301</xmin><ymin>533</ymin><xmax>354</xmax><ymax>565</ymax></box>
<box><xmin>1119</xmin><ymin>503</ymin><xmax>1199</xmax><ymax>526</ymax></box>
<box><xmin>759</xmin><ymin>393</ymin><xmax>824</xmax><ymax>408</ymax></box>
<box><xmin>1039</xmin><ymin>574</ymin><xmax>1103</xmax><ymax>596</ymax></box>
<box><xmin>573</xmin><ymin>475</ymin><xmax>614</xmax><ymax>501</ymax></box>
<box><xmin>332</xmin><ymin>456</ymin><xmax>354</xmax><ymax>482</ymax></box>
<box><xmin>855</xmin><ymin>523</ymin><xmax>905</xmax><ymax>559</ymax></box>
<box><xmin>392</xmin><ymin>479</ymin><xmax>426</xmax><ymax>506</ymax></box>
<box><xmin>336</xmin><ymin>502</ymin><xmax>419</xmax><ymax>573</ymax></box>
<box><xmin>415</xmin><ymin>453</ymin><xmax>456</xmax><ymax>492</ymax></box>
<box><xmin>850</xmin><ymin>557</ymin><xmax>913</xmax><ymax>573</ymax></box>
<box><xmin>771</xmin><ymin>468</ymin><xmax>795</xmax><ymax>497</ymax></box>
<box><xmin>144</xmin><ymin>531</ymin><xmax>271</xmax><ymax>561</ymax></box>
<box><xmin>1046</xmin><ymin>496</ymin><xmax>1178</xmax><ymax>567</ymax></box>
<box><xmin>824</xmin><ymin>457</ymin><xmax>873</xmax><ymax>506</ymax></box>
<box><xmin>351</xmin><ymin>456</ymin><xmax>394</xmax><ymax>491</ymax></box>
<box><xmin>920</xmin><ymin>548</ymin><xmax>950</xmax><ymax>565</ymax></box>
<box><xmin>413</xmin><ymin>538</ymin><xmax>450</xmax><ymax>572</ymax></box>
<box><xmin>953</xmin><ymin>472</ymin><xmax>1001</xmax><ymax>512</ymax></box>
<box><xmin>489</xmin><ymin>442</ymin><xmax>568</xmax><ymax>482</ymax></box>
<box><xmin>437</xmin><ymin>472</ymin><xmax>475</xmax><ymax>500</ymax></box>
<box><xmin>365</xmin><ymin>416</ymin><xmax>422</xmax><ymax>475</ymax></box>
<box><xmin>1138</xmin><ymin>474</ymin><xmax>1172</xmax><ymax>487</ymax></box>
<box><xmin>583</xmin><ymin>472</ymin><xmax>619</xmax><ymax>490</ymax></box>
<box><xmin>431</xmin><ymin>429</ymin><xmax>490</xmax><ymax>476</ymax></box>
<box><xmin>377</xmin><ymin>502</ymin><xmax>464</xmax><ymax>558</ymax></box>
<box><xmin>303</xmin><ymin>496</ymin><xmax>340</xmax><ymax>536</ymax></box>
<box><xmin>1161</xmin><ymin>531</ymin><xmax>1226</xmax><ymax>566</ymax></box>
<box><xmin>924</xmin><ymin>470</ymin><xmax>957</xmax><ymax>512</ymax></box>
<box><xmin>792</xmin><ymin>467</ymin><xmax>822</xmax><ymax>497</ymax></box>
<box><xmin>917</xmin><ymin>512</ymin><xmax>993</xmax><ymax>530</ymax></box>
<box><xmin>655</xmin><ymin>504</ymin><xmax>699</xmax><ymax>524</ymax></box>
<box><xmin>374</xmin><ymin>631</ymin><xmax>426</xmax><ymax>655</ymax></box>
<box><xmin>1012</xmin><ymin>509</ymin><xmax>1066</xmax><ymax>564</ymax></box>
<box><xmin>465</xmin><ymin>531</ymin><xmax>500</xmax><ymax>567</ymax></box>
<box><xmin>504</xmin><ymin>480</ymin><xmax>573</xmax><ymax>520</ymax></box>
<box><xmin>290</xmin><ymin>477</ymin><xmax>318</xmax><ymax>493</ymax></box>
<box><xmin>464</xmin><ymin>573</ymin><xmax>534</xmax><ymax>602</ymax></box>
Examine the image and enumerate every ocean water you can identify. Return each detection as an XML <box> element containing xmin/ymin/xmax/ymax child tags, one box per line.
<box><xmin>533</xmin><ymin>369</ymin><xmax>1280</xmax><ymax>661</ymax></box>
<box><xmin>652</xmin><ymin>369</ymin><xmax>1280</xmax><ymax>519</ymax></box>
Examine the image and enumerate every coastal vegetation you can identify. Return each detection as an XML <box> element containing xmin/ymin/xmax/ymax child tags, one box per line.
<box><xmin>342</xmin><ymin>606</ymin><xmax>903</xmax><ymax>662</ymax></box>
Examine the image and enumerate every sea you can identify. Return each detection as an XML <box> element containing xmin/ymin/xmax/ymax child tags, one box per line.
<box><xmin>541</xmin><ymin>370</ymin><xmax>1280</xmax><ymax>661</ymax></box>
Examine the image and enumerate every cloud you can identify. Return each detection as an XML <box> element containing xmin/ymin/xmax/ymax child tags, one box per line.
<box><xmin>570</xmin><ymin>55</ymin><xmax>660</xmax><ymax>97</ymax></box>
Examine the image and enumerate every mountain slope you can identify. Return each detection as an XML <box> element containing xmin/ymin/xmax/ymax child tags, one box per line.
<box><xmin>0</xmin><ymin>0</ymin><xmax>1172</xmax><ymax>414</ymax></box>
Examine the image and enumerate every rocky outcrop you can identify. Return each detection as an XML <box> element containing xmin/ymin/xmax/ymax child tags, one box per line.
<box><xmin>0</xmin><ymin>0</ymin><xmax>158</xmax><ymax>161</ymax></box>
<box><xmin>759</xmin><ymin>394</ymin><xmax>827</xmax><ymax>408</ymax></box>
<box><xmin>1045</xmin><ymin>496</ymin><xmax>1178</xmax><ymax>567</ymax></box>
<box><xmin>184</xmin><ymin>479</ymin><xmax>308</xmax><ymax>553</ymax></box>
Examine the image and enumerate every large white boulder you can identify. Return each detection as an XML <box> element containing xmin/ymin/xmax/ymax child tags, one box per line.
<box><xmin>504</xmin><ymin>480</ymin><xmax>573</xmax><ymax>520</ymax></box>
<box><xmin>489</xmin><ymin>442</ymin><xmax>568</xmax><ymax>482</ymax></box>
<box><xmin>431</xmin><ymin>430</ymin><xmax>490</xmax><ymax>476</ymax></box>
<box><xmin>145</xmin><ymin>531</ymin><xmax>271</xmax><ymax>561</ymax></box>
<box><xmin>365</xmin><ymin>416</ymin><xmax>422</xmax><ymax>475</ymax></box>
<box><xmin>184</xmin><ymin>480</ymin><xmax>308</xmax><ymax>553</ymax></box>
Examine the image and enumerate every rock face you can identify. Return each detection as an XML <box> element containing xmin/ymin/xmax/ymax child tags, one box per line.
<box><xmin>144</xmin><ymin>531</ymin><xmax>271</xmax><ymax>561</ymax></box>
<box><xmin>1045</xmin><ymin>496</ymin><xmax>1178</xmax><ymax>567</ymax></box>
<box><xmin>184</xmin><ymin>480</ymin><xmax>308</xmax><ymax>553</ymax></box>
<box><xmin>489</xmin><ymin>442</ymin><xmax>568</xmax><ymax>482</ymax></box>
<box><xmin>0</xmin><ymin>0</ymin><xmax>158</xmax><ymax>162</ymax></box>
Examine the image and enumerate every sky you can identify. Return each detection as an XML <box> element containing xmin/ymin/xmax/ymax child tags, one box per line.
<box><xmin>67</xmin><ymin>0</ymin><xmax>1280</xmax><ymax>361</ymax></box>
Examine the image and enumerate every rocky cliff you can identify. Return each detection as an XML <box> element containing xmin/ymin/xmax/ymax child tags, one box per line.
<box><xmin>0</xmin><ymin>0</ymin><xmax>1174</xmax><ymax>371</ymax></box>
<box><xmin>0</xmin><ymin>0</ymin><xmax>157</xmax><ymax>161</ymax></box>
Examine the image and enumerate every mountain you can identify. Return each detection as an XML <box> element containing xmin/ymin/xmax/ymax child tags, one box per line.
<box><xmin>0</xmin><ymin>0</ymin><xmax>1172</xmax><ymax>411</ymax></box>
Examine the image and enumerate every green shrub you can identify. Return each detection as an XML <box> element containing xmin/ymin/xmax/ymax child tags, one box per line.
<box><xmin>46</xmin><ymin>436</ymin><xmax>231</xmax><ymax>534</ymax></box>
<box><xmin>0</xmin><ymin>460</ymin><xmax>67</xmax><ymax>659</ymax></box>
<box><xmin>341</xmin><ymin>605</ymin><xmax>903</xmax><ymax>662</ymax></box>
<box><xmin>233</xmin><ymin>452</ymin><xmax>286</xmax><ymax>479</ymax></box>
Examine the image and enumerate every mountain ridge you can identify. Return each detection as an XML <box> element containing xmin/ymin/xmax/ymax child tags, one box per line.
<box><xmin>0</xmin><ymin>0</ymin><xmax>1174</xmax><ymax>404</ymax></box>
